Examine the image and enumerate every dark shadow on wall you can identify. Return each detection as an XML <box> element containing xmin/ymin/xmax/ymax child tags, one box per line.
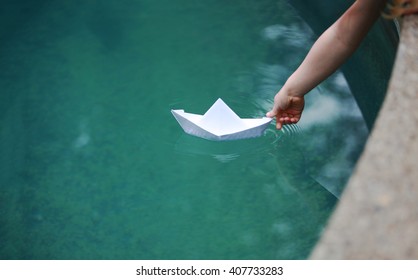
<box><xmin>287</xmin><ymin>0</ymin><xmax>398</xmax><ymax>130</ymax></box>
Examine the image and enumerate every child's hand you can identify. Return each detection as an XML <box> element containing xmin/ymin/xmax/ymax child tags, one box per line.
<box><xmin>266</xmin><ymin>91</ymin><xmax>305</xmax><ymax>130</ymax></box>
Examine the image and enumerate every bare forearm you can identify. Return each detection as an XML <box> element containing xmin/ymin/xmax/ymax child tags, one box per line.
<box><xmin>282</xmin><ymin>0</ymin><xmax>386</xmax><ymax>97</ymax></box>
<box><xmin>284</xmin><ymin>26</ymin><xmax>353</xmax><ymax>97</ymax></box>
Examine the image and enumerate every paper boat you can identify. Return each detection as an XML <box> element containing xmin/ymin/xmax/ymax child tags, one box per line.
<box><xmin>171</xmin><ymin>98</ymin><xmax>272</xmax><ymax>141</ymax></box>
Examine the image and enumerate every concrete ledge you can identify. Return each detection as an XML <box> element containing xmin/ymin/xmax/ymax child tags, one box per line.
<box><xmin>311</xmin><ymin>14</ymin><xmax>418</xmax><ymax>259</ymax></box>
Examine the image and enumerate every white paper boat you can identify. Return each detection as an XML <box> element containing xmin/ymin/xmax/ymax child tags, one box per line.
<box><xmin>171</xmin><ymin>98</ymin><xmax>272</xmax><ymax>141</ymax></box>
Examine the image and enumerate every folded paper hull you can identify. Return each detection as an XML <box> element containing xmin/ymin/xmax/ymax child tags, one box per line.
<box><xmin>171</xmin><ymin>109</ymin><xmax>271</xmax><ymax>141</ymax></box>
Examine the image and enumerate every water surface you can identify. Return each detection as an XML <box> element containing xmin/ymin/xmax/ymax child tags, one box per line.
<box><xmin>0</xmin><ymin>0</ymin><xmax>377</xmax><ymax>259</ymax></box>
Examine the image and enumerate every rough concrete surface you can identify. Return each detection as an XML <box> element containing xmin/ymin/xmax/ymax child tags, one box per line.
<box><xmin>311</xmin><ymin>15</ymin><xmax>418</xmax><ymax>259</ymax></box>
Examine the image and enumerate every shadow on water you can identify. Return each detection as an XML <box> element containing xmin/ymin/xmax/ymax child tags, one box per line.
<box><xmin>273</xmin><ymin>134</ymin><xmax>339</xmax><ymax>216</ymax></box>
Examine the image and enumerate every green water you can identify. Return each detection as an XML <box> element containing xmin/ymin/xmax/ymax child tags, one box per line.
<box><xmin>0</xmin><ymin>0</ymin><xmax>392</xmax><ymax>259</ymax></box>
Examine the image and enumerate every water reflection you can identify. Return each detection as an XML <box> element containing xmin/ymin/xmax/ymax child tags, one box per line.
<box><xmin>261</xmin><ymin>23</ymin><xmax>313</xmax><ymax>48</ymax></box>
<box><xmin>174</xmin><ymin>131</ymin><xmax>278</xmax><ymax>163</ymax></box>
<box><xmin>73</xmin><ymin>120</ymin><xmax>91</xmax><ymax>149</ymax></box>
<box><xmin>243</xmin><ymin>16</ymin><xmax>369</xmax><ymax>198</ymax></box>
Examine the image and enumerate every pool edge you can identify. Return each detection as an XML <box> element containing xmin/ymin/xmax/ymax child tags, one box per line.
<box><xmin>310</xmin><ymin>14</ymin><xmax>418</xmax><ymax>259</ymax></box>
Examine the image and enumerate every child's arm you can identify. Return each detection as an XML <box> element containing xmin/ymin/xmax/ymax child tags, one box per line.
<box><xmin>267</xmin><ymin>0</ymin><xmax>387</xmax><ymax>129</ymax></box>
